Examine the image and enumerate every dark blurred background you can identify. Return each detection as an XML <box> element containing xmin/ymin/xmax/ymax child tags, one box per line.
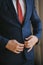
<box><xmin>34</xmin><ymin>0</ymin><xmax>43</xmax><ymax>65</ymax></box>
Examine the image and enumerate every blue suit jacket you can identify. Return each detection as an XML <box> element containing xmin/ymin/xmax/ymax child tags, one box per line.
<box><xmin>0</xmin><ymin>0</ymin><xmax>42</xmax><ymax>65</ymax></box>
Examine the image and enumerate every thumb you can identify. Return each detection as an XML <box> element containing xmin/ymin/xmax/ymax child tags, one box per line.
<box><xmin>25</xmin><ymin>35</ymin><xmax>32</xmax><ymax>41</ymax></box>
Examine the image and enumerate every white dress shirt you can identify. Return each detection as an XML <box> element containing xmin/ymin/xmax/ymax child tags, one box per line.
<box><xmin>12</xmin><ymin>0</ymin><xmax>26</xmax><ymax>17</ymax></box>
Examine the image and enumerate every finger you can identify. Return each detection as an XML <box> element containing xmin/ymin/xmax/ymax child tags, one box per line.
<box><xmin>27</xmin><ymin>47</ymin><xmax>32</xmax><ymax>52</ymax></box>
<box><xmin>25</xmin><ymin>43</ymin><xmax>32</xmax><ymax>48</ymax></box>
<box><xmin>13</xmin><ymin>40</ymin><xmax>18</xmax><ymax>43</ymax></box>
<box><xmin>14</xmin><ymin>50</ymin><xmax>21</xmax><ymax>54</ymax></box>
<box><xmin>25</xmin><ymin>35</ymin><xmax>33</xmax><ymax>41</ymax></box>
<box><xmin>25</xmin><ymin>40</ymin><xmax>31</xmax><ymax>45</ymax></box>
<box><xmin>16</xmin><ymin>48</ymin><xmax>23</xmax><ymax>53</ymax></box>
<box><xmin>24</xmin><ymin>41</ymin><xmax>31</xmax><ymax>48</ymax></box>
<box><xmin>14</xmin><ymin>40</ymin><xmax>24</xmax><ymax>47</ymax></box>
<box><xmin>18</xmin><ymin>43</ymin><xmax>24</xmax><ymax>47</ymax></box>
<box><xmin>17</xmin><ymin>47</ymin><xmax>24</xmax><ymax>52</ymax></box>
<box><xmin>24</xmin><ymin>41</ymin><xmax>28</xmax><ymax>46</ymax></box>
<box><xmin>24</xmin><ymin>40</ymin><xmax>28</xmax><ymax>43</ymax></box>
<box><xmin>16</xmin><ymin>45</ymin><xmax>24</xmax><ymax>51</ymax></box>
<box><xmin>25</xmin><ymin>45</ymin><xmax>31</xmax><ymax>48</ymax></box>
<box><xmin>16</xmin><ymin>49</ymin><xmax>23</xmax><ymax>52</ymax></box>
<box><xmin>18</xmin><ymin>46</ymin><xmax>24</xmax><ymax>50</ymax></box>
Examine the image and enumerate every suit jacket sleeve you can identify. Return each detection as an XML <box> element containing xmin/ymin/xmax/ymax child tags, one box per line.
<box><xmin>0</xmin><ymin>36</ymin><xmax>9</xmax><ymax>49</ymax></box>
<box><xmin>31</xmin><ymin>0</ymin><xmax>42</xmax><ymax>40</ymax></box>
<box><xmin>0</xmin><ymin>17</ymin><xmax>9</xmax><ymax>49</ymax></box>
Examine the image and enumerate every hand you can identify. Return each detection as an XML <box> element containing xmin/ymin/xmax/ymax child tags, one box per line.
<box><xmin>5</xmin><ymin>40</ymin><xmax>24</xmax><ymax>54</ymax></box>
<box><xmin>24</xmin><ymin>35</ymin><xmax>38</xmax><ymax>52</ymax></box>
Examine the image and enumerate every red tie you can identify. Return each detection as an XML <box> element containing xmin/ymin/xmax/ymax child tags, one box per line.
<box><xmin>16</xmin><ymin>0</ymin><xmax>24</xmax><ymax>24</ymax></box>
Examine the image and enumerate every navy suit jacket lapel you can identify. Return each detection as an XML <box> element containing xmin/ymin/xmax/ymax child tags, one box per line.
<box><xmin>7</xmin><ymin>0</ymin><xmax>17</xmax><ymax>18</ymax></box>
<box><xmin>22</xmin><ymin>0</ymin><xmax>32</xmax><ymax>26</ymax></box>
<box><xmin>6</xmin><ymin>0</ymin><xmax>21</xmax><ymax>25</ymax></box>
<box><xmin>25</xmin><ymin>0</ymin><xmax>32</xmax><ymax>20</ymax></box>
<box><xmin>7</xmin><ymin>0</ymin><xmax>32</xmax><ymax>25</ymax></box>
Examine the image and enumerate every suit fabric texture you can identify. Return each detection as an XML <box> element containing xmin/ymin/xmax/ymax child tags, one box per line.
<box><xmin>0</xmin><ymin>0</ymin><xmax>42</xmax><ymax>65</ymax></box>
